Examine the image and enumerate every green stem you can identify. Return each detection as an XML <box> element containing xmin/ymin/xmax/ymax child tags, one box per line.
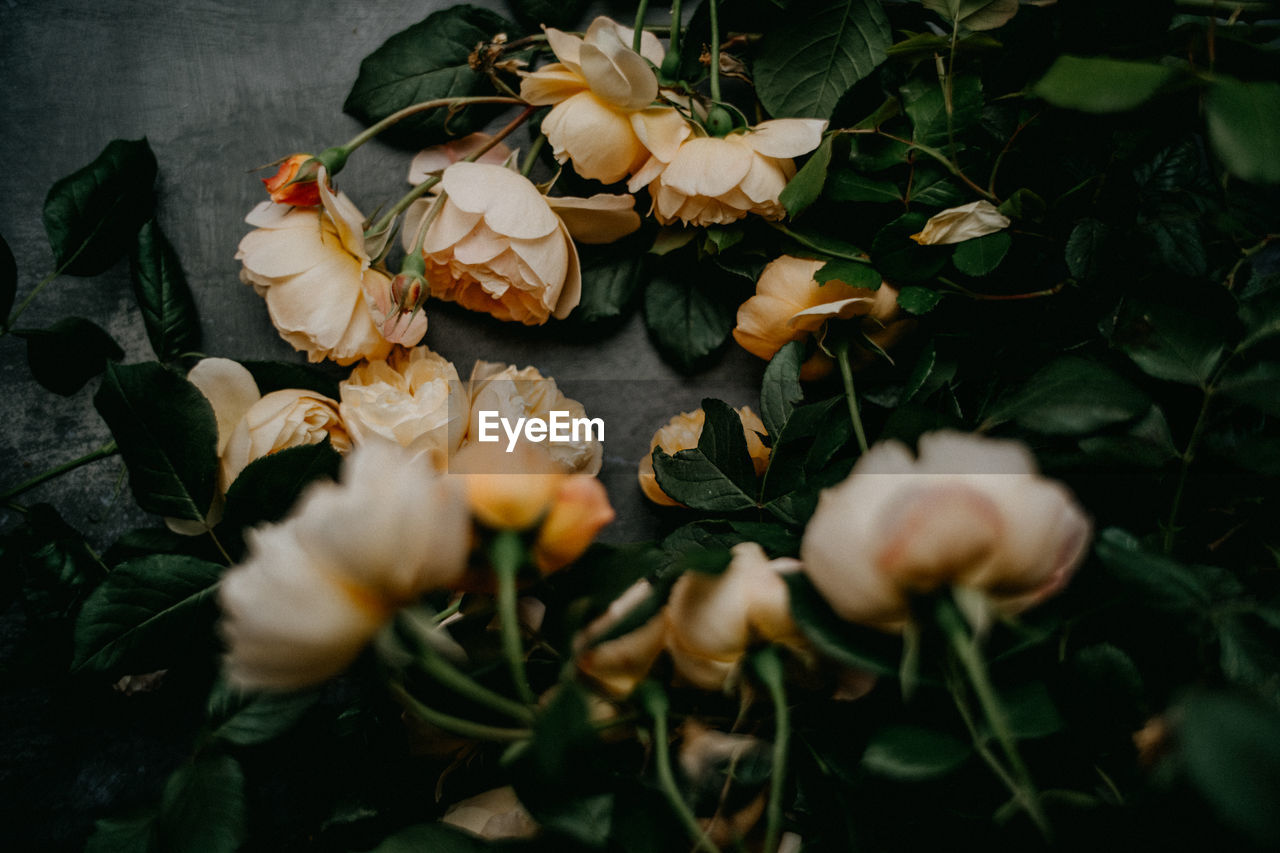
<box><xmin>669</xmin><ymin>0</ymin><xmax>683</xmax><ymax>59</ymax></box>
<box><xmin>389</xmin><ymin>682</ymin><xmax>531</xmax><ymax>742</ymax></box>
<box><xmin>767</xmin><ymin>223</ymin><xmax>872</xmax><ymax>263</ymax></box>
<box><xmin>638</xmin><ymin>683</ymin><xmax>720</xmax><ymax>853</ymax></box>
<box><xmin>342</xmin><ymin>96</ymin><xmax>525</xmax><ymax>152</ymax></box>
<box><xmin>416</xmin><ymin>644</ymin><xmax>535</xmax><ymax>723</ymax></box>
<box><xmin>1163</xmin><ymin>389</ymin><xmax>1215</xmax><ymax>554</ymax></box>
<box><xmin>491</xmin><ymin>530</ymin><xmax>536</xmax><ymax>705</ymax></box>
<box><xmin>708</xmin><ymin>0</ymin><xmax>722</xmax><ymax>102</ymax></box>
<box><xmin>944</xmin><ymin>17</ymin><xmax>959</xmax><ymax>161</ymax></box>
<box><xmin>633</xmin><ymin>0</ymin><xmax>651</xmax><ymax>51</ymax></box>
<box><xmin>936</xmin><ymin>597</ymin><xmax>1052</xmax><ymax>840</ymax></box>
<box><xmin>0</xmin><ymin>440</ymin><xmax>118</xmax><ymax>501</ymax></box>
<box><xmin>874</xmin><ymin>131</ymin><xmax>997</xmax><ymax>203</ymax></box>
<box><xmin>519</xmin><ymin>134</ymin><xmax>546</xmax><ymax>177</ymax></box>
<box><xmin>835</xmin><ymin>341</ymin><xmax>869</xmax><ymax>454</ymax></box>
<box><xmin>6</xmin><ymin>269</ymin><xmax>59</xmax><ymax>332</ymax></box>
<box><xmin>751</xmin><ymin>648</ymin><xmax>790</xmax><ymax>853</ymax></box>
<box><xmin>207</xmin><ymin>528</ymin><xmax>233</xmax><ymax>566</ymax></box>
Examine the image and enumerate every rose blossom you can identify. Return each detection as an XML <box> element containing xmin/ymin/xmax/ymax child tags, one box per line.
<box><xmin>637</xmin><ymin>406</ymin><xmax>770</xmax><ymax>507</ymax></box>
<box><xmin>909</xmin><ymin>200</ymin><xmax>1011</xmax><ymax>245</ymax></box>
<box><xmin>575</xmin><ymin>579</ymin><xmax>669</xmax><ymax>696</ymax></box>
<box><xmin>261</xmin><ymin>153</ymin><xmax>320</xmax><ymax>207</ymax></box>
<box><xmin>219</xmin><ymin>443</ymin><xmax>471</xmax><ymax>689</ymax></box>
<box><xmin>800</xmin><ymin>431</ymin><xmax>1091</xmax><ymax>632</ymax></box>
<box><xmin>519</xmin><ymin>16</ymin><xmax>691</xmax><ymax>184</ymax></box>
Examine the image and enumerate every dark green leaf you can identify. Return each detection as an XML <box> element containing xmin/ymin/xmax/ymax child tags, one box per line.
<box><xmin>1141</xmin><ymin>213</ymin><xmax>1207</xmax><ymax>277</ymax></box>
<box><xmin>366</xmin><ymin>823</ymin><xmax>493</xmax><ymax>852</ymax></box>
<box><xmin>157</xmin><ymin>755</ymin><xmax>246</xmax><ymax>853</ymax></box>
<box><xmin>997</xmin><ymin>187</ymin><xmax>1045</xmax><ymax>221</ymax></box>
<box><xmin>871</xmin><ymin>213</ymin><xmax>948</xmax><ymax>283</ymax></box>
<box><xmin>72</xmin><ymin>553</ymin><xmax>224</xmax><ymax>674</ymax></box>
<box><xmin>85</xmin><ymin>811</ymin><xmax>157</xmax><ymax>853</ymax></box>
<box><xmin>897</xmin><ymin>286</ymin><xmax>944</xmax><ymax>315</ymax></box>
<box><xmin>1113</xmin><ymin>299</ymin><xmax>1226</xmax><ymax>387</ymax></box>
<box><xmin>951</xmin><ymin>231</ymin><xmax>1011</xmax><ymax>276</ymax></box>
<box><xmin>343</xmin><ymin>6</ymin><xmax>518</xmax><ymax>149</ymax></box>
<box><xmin>643</xmin><ymin>262</ymin><xmax>738</xmax><ymax>373</ymax></box>
<box><xmin>1032</xmin><ymin>56</ymin><xmax>1181</xmax><ymax>113</ymax></box>
<box><xmin>904</xmin><ymin>339</ymin><xmax>956</xmax><ymax>402</ymax></box>
<box><xmin>986</xmin><ymin>356</ymin><xmax>1150</xmax><ymax>435</ymax></box>
<box><xmin>909</xmin><ymin>169</ymin><xmax>965</xmax><ymax>207</ymax></box>
<box><xmin>43</xmin><ymin>138</ymin><xmax>157</xmax><ymax>276</ymax></box>
<box><xmin>568</xmin><ymin>248</ymin><xmax>646</xmax><ymax>328</ymax></box>
<box><xmin>1218</xmin><ymin>360</ymin><xmax>1280</xmax><ymax>417</ymax></box>
<box><xmin>814</xmin><ymin>258</ymin><xmax>881</xmax><ymax>289</ymax></box>
<box><xmin>1094</xmin><ymin>528</ymin><xmax>1237</xmax><ymax>620</ymax></box>
<box><xmin>130</xmin><ymin>220</ymin><xmax>202</xmax><ymax>362</ymax></box>
<box><xmin>506</xmin><ymin>0</ymin><xmax>590</xmax><ymax>30</ymax></box>
<box><xmin>1077</xmin><ymin>405</ymin><xmax>1178</xmax><ymax>468</ymax></box>
<box><xmin>207</xmin><ymin>679</ymin><xmax>320</xmax><ymax>746</ymax></box>
<box><xmin>16</xmin><ymin>317</ymin><xmax>123</xmax><ymax>396</ymax></box>
<box><xmin>652</xmin><ymin>399</ymin><xmax>759</xmax><ymax>511</ymax></box>
<box><xmin>704</xmin><ymin>225</ymin><xmax>744</xmax><ymax>254</ymax></box>
<box><xmin>862</xmin><ymin>724</ymin><xmax>972</xmax><ymax>780</ymax></box>
<box><xmin>242</xmin><ymin>360</ymin><xmax>341</xmax><ymax>399</ymax></box>
<box><xmin>0</xmin><ymin>232</ymin><xmax>15</xmax><ymax>322</ymax></box>
<box><xmin>901</xmin><ymin>75</ymin><xmax>983</xmax><ymax>147</ymax></box>
<box><xmin>784</xmin><ymin>573</ymin><xmax>902</xmax><ymax>676</ymax></box>
<box><xmin>8</xmin><ymin>503</ymin><xmax>106</xmax><ymax>622</ymax></box>
<box><xmin>996</xmin><ymin>682</ymin><xmax>1065</xmax><ymax>739</ymax></box>
<box><xmin>826</xmin><ymin>170</ymin><xmax>902</xmax><ymax>204</ymax></box>
<box><xmin>780</xmin><ymin>135</ymin><xmax>834</xmax><ymax>217</ymax></box>
<box><xmin>1216</xmin><ymin>609</ymin><xmax>1280</xmax><ymax>705</ymax></box>
<box><xmin>1205</xmin><ymin>78</ymin><xmax>1280</xmax><ymax>185</ymax></box>
<box><xmin>1065</xmin><ymin>218</ymin><xmax>1108</xmax><ymax>280</ymax></box>
<box><xmin>761</xmin><ymin>341</ymin><xmax>805</xmax><ymax>439</ymax></box>
<box><xmin>922</xmin><ymin>0</ymin><xmax>1019</xmax><ymax>31</ymax></box>
<box><xmin>93</xmin><ymin>361</ymin><xmax>219</xmax><ymax>521</ymax></box>
<box><xmin>753</xmin><ymin>0</ymin><xmax>891</xmax><ymax>120</ymax></box>
<box><xmin>221</xmin><ymin>440</ymin><xmax>342</xmax><ymax>532</ymax></box>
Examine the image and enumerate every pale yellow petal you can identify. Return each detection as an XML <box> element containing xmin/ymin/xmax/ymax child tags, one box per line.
<box><xmin>518</xmin><ymin>64</ymin><xmax>588</xmax><ymax>105</ymax></box>
<box><xmin>630</xmin><ymin>108</ymin><xmax>693</xmax><ymax>163</ymax></box>
<box><xmin>579</xmin><ymin>24</ymin><xmax>658</xmax><ymax>111</ymax></box>
<box><xmin>546</xmin><ymin>194</ymin><xmax>641</xmax><ymax>244</ymax></box>
<box><xmin>542</xmin><ymin>93</ymin><xmax>646</xmax><ymax>184</ymax></box>
<box><xmin>186</xmin><ymin>358</ymin><xmax>261</xmax><ymax>454</ymax></box>
<box><xmin>440</xmin><ymin>162</ymin><xmax>560</xmax><ymax>240</ymax></box>
<box><xmin>741</xmin><ymin>119</ymin><xmax>828</xmax><ymax>158</ymax></box>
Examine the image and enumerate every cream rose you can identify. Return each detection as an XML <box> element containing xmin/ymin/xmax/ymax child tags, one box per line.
<box><xmin>630</xmin><ymin>119</ymin><xmax>827</xmax><ymax>226</ymax></box>
<box><xmin>520</xmin><ymin>16</ymin><xmax>691</xmax><ymax>184</ymax></box>
<box><xmin>637</xmin><ymin>406</ymin><xmax>770</xmax><ymax>507</ymax></box>
<box><xmin>800</xmin><ymin>431</ymin><xmax>1092</xmax><ymax>632</ymax></box>
<box><xmin>665</xmin><ymin>542</ymin><xmax>803</xmax><ymax>691</ymax></box>
<box><xmin>219</xmin><ymin>443</ymin><xmax>471</xmax><ymax>689</ymax></box>
<box><xmin>338</xmin><ymin>345</ymin><xmax>466</xmax><ymax>466</ymax></box>
<box><xmin>236</xmin><ymin>171</ymin><xmax>405</xmax><ymax>364</ymax></box>
<box><xmin>910</xmin><ymin>200</ymin><xmax>1011</xmax><ymax>245</ymax></box>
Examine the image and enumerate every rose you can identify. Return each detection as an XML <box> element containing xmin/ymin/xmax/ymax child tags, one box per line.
<box><xmin>637</xmin><ymin>406</ymin><xmax>770</xmax><ymax>507</ymax></box>
<box><xmin>338</xmin><ymin>345</ymin><xmax>466</xmax><ymax>466</ymax></box>
<box><xmin>910</xmin><ymin>200</ymin><xmax>1011</xmax><ymax>245</ymax></box>
<box><xmin>575</xmin><ymin>579</ymin><xmax>668</xmax><ymax>696</ymax></box>
<box><xmin>261</xmin><ymin>153</ymin><xmax>320</xmax><ymax>206</ymax></box>
<box><xmin>519</xmin><ymin>17</ymin><xmax>691</xmax><ymax>184</ymax></box>
<box><xmin>441</xmin><ymin>787</ymin><xmax>537</xmax><ymax>840</ymax></box>
<box><xmin>218</xmin><ymin>443</ymin><xmax>471</xmax><ymax>689</ymax></box>
<box><xmin>800</xmin><ymin>431</ymin><xmax>1092</xmax><ymax>632</ymax></box>
<box><xmin>629</xmin><ymin>119</ymin><xmax>827</xmax><ymax>226</ymax></box>
<box><xmin>237</xmin><ymin>170</ymin><xmax>407</xmax><ymax>363</ymax></box>
<box><xmin>734</xmin><ymin>255</ymin><xmax>907</xmax><ymax>379</ymax></box>
<box><xmin>410</xmin><ymin>161</ymin><xmax>639</xmax><ymax>325</ymax></box>
<box><xmin>665</xmin><ymin>542</ymin><xmax>803</xmax><ymax>690</ymax></box>
<box><xmin>532</xmin><ymin>475</ymin><xmax>615</xmax><ymax>573</ymax></box>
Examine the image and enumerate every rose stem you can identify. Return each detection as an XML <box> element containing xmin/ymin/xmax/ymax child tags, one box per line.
<box><xmin>341</xmin><ymin>96</ymin><xmax>526</xmax><ymax>153</ymax></box>
<box><xmin>414</xmin><ymin>644</ymin><xmax>535</xmax><ymax>724</ymax></box>
<box><xmin>0</xmin><ymin>440</ymin><xmax>118</xmax><ymax>501</ymax></box>
<box><xmin>633</xmin><ymin>0</ymin><xmax>651</xmax><ymax>51</ymax></box>
<box><xmin>389</xmin><ymin>681</ymin><xmax>531</xmax><ymax>742</ymax></box>
<box><xmin>835</xmin><ymin>340</ymin><xmax>870</xmax><ymax>454</ymax></box>
<box><xmin>491</xmin><ymin>529</ymin><xmax>537</xmax><ymax>705</ymax></box>
<box><xmin>637</xmin><ymin>682</ymin><xmax>721</xmax><ymax>853</ymax></box>
<box><xmin>519</xmin><ymin>134</ymin><xmax>546</xmax><ymax>177</ymax></box>
<box><xmin>751</xmin><ymin>646</ymin><xmax>790</xmax><ymax>853</ymax></box>
<box><xmin>708</xmin><ymin>0</ymin><xmax>722</xmax><ymax>102</ymax></box>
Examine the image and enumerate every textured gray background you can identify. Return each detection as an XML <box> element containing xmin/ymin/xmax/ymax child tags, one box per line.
<box><xmin>0</xmin><ymin>0</ymin><xmax>762</xmax><ymax>549</ymax></box>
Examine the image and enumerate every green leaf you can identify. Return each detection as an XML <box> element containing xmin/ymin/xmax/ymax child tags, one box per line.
<box><xmin>903</xmin><ymin>339</ymin><xmax>957</xmax><ymax>402</ymax></box>
<box><xmin>0</xmin><ymin>232</ymin><xmax>15</xmax><ymax>322</ymax></box>
<box><xmin>7</xmin><ymin>503</ymin><xmax>106</xmax><ymax>623</ymax></box>
<box><xmin>1032</xmin><ymin>56</ymin><xmax>1181</xmax><ymax>113</ymax></box>
<box><xmin>1094</xmin><ymin>528</ymin><xmax>1237</xmax><ymax>619</ymax></box>
<box><xmin>506</xmin><ymin>0</ymin><xmax>590</xmax><ymax>30</ymax></box>
<box><xmin>871</xmin><ymin>213</ymin><xmax>948</xmax><ymax>283</ymax></box>
<box><xmin>1205</xmin><ymin>78</ymin><xmax>1280</xmax><ymax>185</ymax></box>
<box><xmin>93</xmin><ymin>361</ymin><xmax>219</xmax><ymax>521</ymax></box>
<box><xmin>1141</xmin><ymin>213</ymin><xmax>1207</xmax><ymax>277</ymax></box>
<box><xmin>130</xmin><ymin>220</ymin><xmax>202</xmax><ymax>363</ymax></box>
<box><xmin>784</xmin><ymin>573</ymin><xmax>902</xmax><ymax>676</ymax></box>
<box><xmin>908</xmin><ymin>169</ymin><xmax>965</xmax><ymax>207</ymax></box>
<box><xmin>780</xmin><ymin>135</ymin><xmax>834</xmax><ymax>217</ymax></box>
<box><xmin>643</xmin><ymin>261</ymin><xmax>738</xmax><ymax>374</ymax></box>
<box><xmin>862</xmin><ymin>724</ymin><xmax>972</xmax><ymax>780</ymax></box>
<box><xmin>207</xmin><ymin>679</ymin><xmax>320</xmax><ymax>746</ymax></box>
<box><xmin>1216</xmin><ymin>609</ymin><xmax>1280</xmax><ymax>706</ymax></box>
<box><xmin>241</xmin><ymin>359</ymin><xmax>341</xmax><ymax>399</ymax></box>
<box><xmin>157</xmin><ymin>755</ymin><xmax>246</xmax><ymax>853</ymax></box>
<box><xmin>343</xmin><ymin>6</ymin><xmax>518</xmax><ymax>149</ymax></box>
<box><xmin>1065</xmin><ymin>218</ymin><xmax>1108</xmax><ymax>280</ymax></box>
<box><xmin>753</xmin><ymin>0</ymin><xmax>891</xmax><ymax>120</ymax></box>
<box><xmin>1113</xmin><ymin>299</ymin><xmax>1226</xmax><ymax>387</ymax></box>
<box><xmin>997</xmin><ymin>682</ymin><xmax>1065</xmax><ymax>739</ymax></box>
<box><xmin>72</xmin><ymin>553</ymin><xmax>224</xmax><ymax>674</ymax></box>
<box><xmin>366</xmin><ymin>823</ymin><xmax>493</xmax><ymax>852</ymax></box>
<box><xmin>951</xmin><ymin>231</ymin><xmax>1011</xmax><ymax>276</ymax></box>
<box><xmin>567</xmin><ymin>247</ymin><xmax>646</xmax><ymax>329</ymax></box>
<box><xmin>85</xmin><ymin>812</ymin><xmax>157</xmax><ymax>853</ymax></box>
<box><xmin>1078</xmin><ymin>405</ymin><xmax>1179</xmax><ymax>468</ymax></box>
<box><xmin>986</xmin><ymin>356</ymin><xmax>1150</xmax><ymax>435</ymax></box>
<box><xmin>814</xmin><ymin>258</ymin><xmax>881</xmax><ymax>289</ymax></box>
<box><xmin>15</xmin><ymin>317</ymin><xmax>123</xmax><ymax>396</ymax></box>
<box><xmin>761</xmin><ymin>341</ymin><xmax>805</xmax><ymax>439</ymax></box>
<box><xmin>897</xmin><ymin>286</ymin><xmax>944</xmax><ymax>315</ymax></box>
<box><xmin>825</xmin><ymin>169</ymin><xmax>902</xmax><ymax>204</ymax></box>
<box><xmin>1218</xmin><ymin>360</ymin><xmax>1280</xmax><ymax>417</ymax></box>
<box><xmin>43</xmin><ymin>138</ymin><xmax>157</xmax><ymax>276</ymax></box>
<box><xmin>901</xmin><ymin>75</ymin><xmax>983</xmax><ymax>147</ymax></box>
<box><xmin>220</xmin><ymin>441</ymin><xmax>342</xmax><ymax>532</ymax></box>
<box><xmin>652</xmin><ymin>399</ymin><xmax>759</xmax><ymax>511</ymax></box>
<box><xmin>922</xmin><ymin>0</ymin><xmax>1019</xmax><ymax>31</ymax></box>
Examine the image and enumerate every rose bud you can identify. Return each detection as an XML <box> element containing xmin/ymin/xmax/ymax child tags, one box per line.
<box><xmin>262</xmin><ymin>154</ymin><xmax>322</xmax><ymax>207</ymax></box>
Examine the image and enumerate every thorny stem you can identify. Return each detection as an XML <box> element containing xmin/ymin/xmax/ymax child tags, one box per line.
<box><xmin>491</xmin><ymin>529</ymin><xmax>536</xmax><ymax>705</ymax></box>
<box><xmin>341</xmin><ymin>96</ymin><xmax>525</xmax><ymax>152</ymax></box>
<box><xmin>390</xmin><ymin>681</ymin><xmax>532</xmax><ymax>742</ymax></box>
<box><xmin>835</xmin><ymin>340</ymin><xmax>870</xmax><ymax>455</ymax></box>
<box><xmin>0</xmin><ymin>440</ymin><xmax>118</xmax><ymax>501</ymax></box>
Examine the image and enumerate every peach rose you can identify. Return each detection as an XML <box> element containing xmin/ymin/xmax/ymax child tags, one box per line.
<box><xmin>519</xmin><ymin>17</ymin><xmax>691</xmax><ymax>184</ymax></box>
<box><xmin>638</xmin><ymin>406</ymin><xmax>770</xmax><ymax>507</ymax></box>
<box><xmin>575</xmin><ymin>579</ymin><xmax>669</xmax><ymax>696</ymax></box>
<box><xmin>800</xmin><ymin>431</ymin><xmax>1092</xmax><ymax>632</ymax></box>
<box><xmin>262</xmin><ymin>153</ymin><xmax>320</xmax><ymax>207</ymax></box>
<box><xmin>219</xmin><ymin>443</ymin><xmax>471</xmax><ymax>689</ymax></box>
<box><xmin>532</xmin><ymin>475</ymin><xmax>616</xmax><ymax>573</ymax></box>
<box><xmin>629</xmin><ymin>119</ymin><xmax>827</xmax><ymax>226</ymax></box>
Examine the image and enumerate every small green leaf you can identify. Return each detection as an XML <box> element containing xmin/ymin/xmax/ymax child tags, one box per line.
<box><xmin>754</xmin><ymin>0</ymin><xmax>891</xmax><ymax>120</ymax></box>
<box><xmin>568</xmin><ymin>248</ymin><xmax>646</xmax><ymax>329</ymax></box>
<box><xmin>871</xmin><ymin>213</ymin><xmax>948</xmax><ymax>283</ymax></box>
<box><xmin>814</xmin><ymin>258</ymin><xmax>881</xmax><ymax>289</ymax></box>
<box><xmin>7</xmin><ymin>503</ymin><xmax>106</xmax><ymax>624</ymax></box>
<box><xmin>643</xmin><ymin>260</ymin><xmax>738</xmax><ymax>374</ymax></box>
<box><xmin>343</xmin><ymin>6</ymin><xmax>518</xmax><ymax>149</ymax></box>
<box><xmin>652</xmin><ymin>399</ymin><xmax>759</xmax><ymax>512</ymax></box>
<box><xmin>16</xmin><ymin>317</ymin><xmax>123</xmax><ymax>396</ymax></box>
<box><xmin>207</xmin><ymin>679</ymin><xmax>320</xmax><ymax>746</ymax></box>
<box><xmin>761</xmin><ymin>341</ymin><xmax>805</xmax><ymax>439</ymax></box>
<box><xmin>43</xmin><ymin>138</ymin><xmax>157</xmax><ymax>276</ymax></box>
<box><xmin>901</xmin><ymin>75</ymin><xmax>983</xmax><ymax>147</ymax></box>
<box><xmin>909</xmin><ymin>169</ymin><xmax>965</xmax><ymax>207</ymax></box>
<box><xmin>922</xmin><ymin>0</ymin><xmax>1019</xmax><ymax>31</ymax></box>
<box><xmin>897</xmin><ymin>286</ymin><xmax>944</xmax><ymax>315</ymax></box>
<box><xmin>1205</xmin><ymin>77</ymin><xmax>1280</xmax><ymax>185</ymax></box>
<box><xmin>1219</xmin><ymin>360</ymin><xmax>1280</xmax><ymax>417</ymax></box>
<box><xmin>85</xmin><ymin>811</ymin><xmax>157</xmax><ymax>853</ymax></box>
<box><xmin>93</xmin><ymin>362</ymin><xmax>219</xmax><ymax>521</ymax></box>
<box><xmin>157</xmin><ymin>755</ymin><xmax>246</xmax><ymax>853</ymax></box>
<box><xmin>986</xmin><ymin>356</ymin><xmax>1150</xmax><ymax>435</ymax></box>
<box><xmin>1032</xmin><ymin>56</ymin><xmax>1182</xmax><ymax>113</ymax></box>
<box><xmin>0</xmin><ymin>232</ymin><xmax>15</xmax><ymax>322</ymax></box>
<box><xmin>997</xmin><ymin>682</ymin><xmax>1065</xmax><ymax>739</ymax></box>
<box><xmin>825</xmin><ymin>169</ymin><xmax>902</xmax><ymax>204</ymax></box>
<box><xmin>1113</xmin><ymin>299</ymin><xmax>1226</xmax><ymax>387</ymax></box>
<box><xmin>862</xmin><ymin>724</ymin><xmax>972</xmax><ymax>780</ymax></box>
<box><xmin>72</xmin><ymin>553</ymin><xmax>224</xmax><ymax>674</ymax></box>
<box><xmin>1065</xmin><ymin>218</ymin><xmax>1108</xmax><ymax>280</ymax></box>
<box><xmin>951</xmin><ymin>231</ymin><xmax>1011</xmax><ymax>276</ymax></box>
<box><xmin>130</xmin><ymin>220</ymin><xmax>202</xmax><ymax>363</ymax></box>
<box><xmin>780</xmin><ymin>135</ymin><xmax>834</xmax><ymax>217</ymax></box>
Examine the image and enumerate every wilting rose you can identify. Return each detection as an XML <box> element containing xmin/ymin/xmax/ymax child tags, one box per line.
<box><xmin>910</xmin><ymin>200</ymin><xmax>1011</xmax><ymax>245</ymax></box>
<box><xmin>532</xmin><ymin>475</ymin><xmax>616</xmax><ymax>573</ymax></box>
<box><xmin>338</xmin><ymin>346</ymin><xmax>466</xmax><ymax>466</ymax></box>
<box><xmin>665</xmin><ymin>542</ymin><xmax>803</xmax><ymax>690</ymax></box>
<box><xmin>219</xmin><ymin>443</ymin><xmax>471</xmax><ymax>689</ymax></box>
<box><xmin>520</xmin><ymin>17</ymin><xmax>691</xmax><ymax>184</ymax></box>
<box><xmin>630</xmin><ymin>119</ymin><xmax>827</xmax><ymax>226</ymax></box>
<box><xmin>734</xmin><ymin>255</ymin><xmax>906</xmax><ymax>378</ymax></box>
<box><xmin>575</xmin><ymin>579</ymin><xmax>668</xmax><ymax>696</ymax></box>
<box><xmin>467</xmin><ymin>360</ymin><xmax>603</xmax><ymax>475</ymax></box>
<box><xmin>262</xmin><ymin>153</ymin><xmax>321</xmax><ymax>207</ymax></box>
<box><xmin>237</xmin><ymin>171</ymin><xmax>399</xmax><ymax>364</ymax></box>
<box><xmin>800</xmin><ymin>431</ymin><xmax>1091</xmax><ymax>632</ymax></box>
<box><xmin>441</xmin><ymin>787</ymin><xmax>538</xmax><ymax>841</ymax></box>
<box><xmin>638</xmin><ymin>406</ymin><xmax>770</xmax><ymax>507</ymax></box>
<box><xmin>412</xmin><ymin>162</ymin><xmax>639</xmax><ymax>325</ymax></box>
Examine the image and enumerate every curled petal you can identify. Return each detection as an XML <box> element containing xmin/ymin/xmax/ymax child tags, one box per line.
<box><xmin>546</xmin><ymin>193</ymin><xmax>641</xmax><ymax>244</ymax></box>
<box><xmin>910</xmin><ymin>200</ymin><xmax>1011</xmax><ymax>245</ymax></box>
<box><xmin>579</xmin><ymin>23</ymin><xmax>658</xmax><ymax>111</ymax></box>
<box><xmin>441</xmin><ymin>162</ymin><xmax>560</xmax><ymax>240</ymax></box>
<box><xmin>741</xmin><ymin>118</ymin><xmax>829</xmax><ymax>159</ymax></box>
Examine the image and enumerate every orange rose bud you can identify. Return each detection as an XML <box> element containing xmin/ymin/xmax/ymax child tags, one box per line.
<box><xmin>533</xmin><ymin>476</ymin><xmax>615</xmax><ymax>573</ymax></box>
<box><xmin>263</xmin><ymin>154</ymin><xmax>322</xmax><ymax>207</ymax></box>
